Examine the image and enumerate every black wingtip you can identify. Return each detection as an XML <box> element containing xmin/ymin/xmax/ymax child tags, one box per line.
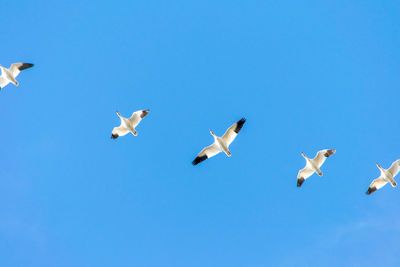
<box><xmin>141</xmin><ymin>109</ymin><xmax>150</xmax><ymax>118</ymax></box>
<box><xmin>324</xmin><ymin>149</ymin><xmax>336</xmax><ymax>158</ymax></box>
<box><xmin>192</xmin><ymin>155</ymin><xmax>208</xmax><ymax>166</ymax></box>
<box><xmin>297</xmin><ymin>177</ymin><xmax>305</xmax><ymax>187</ymax></box>
<box><xmin>366</xmin><ymin>187</ymin><xmax>377</xmax><ymax>195</ymax></box>
<box><xmin>111</xmin><ymin>133</ymin><xmax>119</xmax><ymax>140</ymax></box>
<box><xmin>234</xmin><ymin>118</ymin><xmax>246</xmax><ymax>134</ymax></box>
<box><xmin>19</xmin><ymin>63</ymin><xmax>34</xmax><ymax>71</ymax></box>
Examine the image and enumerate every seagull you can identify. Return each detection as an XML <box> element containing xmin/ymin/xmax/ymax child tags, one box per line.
<box><xmin>192</xmin><ymin>118</ymin><xmax>246</xmax><ymax>165</ymax></box>
<box><xmin>297</xmin><ymin>149</ymin><xmax>336</xmax><ymax>187</ymax></box>
<box><xmin>366</xmin><ymin>159</ymin><xmax>400</xmax><ymax>195</ymax></box>
<box><xmin>111</xmin><ymin>110</ymin><xmax>149</xmax><ymax>139</ymax></box>
<box><xmin>0</xmin><ymin>63</ymin><xmax>34</xmax><ymax>90</ymax></box>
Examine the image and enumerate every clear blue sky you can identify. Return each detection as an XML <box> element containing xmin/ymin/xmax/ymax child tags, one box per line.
<box><xmin>1</xmin><ymin>1</ymin><xmax>400</xmax><ymax>266</ymax></box>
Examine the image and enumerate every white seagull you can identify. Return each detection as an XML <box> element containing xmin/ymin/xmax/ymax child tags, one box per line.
<box><xmin>366</xmin><ymin>159</ymin><xmax>400</xmax><ymax>195</ymax></box>
<box><xmin>111</xmin><ymin>110</ymin><xmax>150</xmax><ymax>139</ymax></box>
<box><xmin>297</xmin><ymin>149</ymin><xmax>336</xmax><ymax>187</ymax></box>
<box><xmin>0</xmin><ymin>63</ymin><xmax>34</xmax><ymax>90</ymax></box>
<box><xmin>192</xmin><ymin>118</ymin><xmax>246</xmax><ymax>165</ymax></box>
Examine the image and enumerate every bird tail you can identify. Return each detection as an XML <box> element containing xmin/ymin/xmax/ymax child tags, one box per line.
<box><xmin>128</xmin><ymin>126</ymin><xmax>137</xmax><ymax>136</ymax></box>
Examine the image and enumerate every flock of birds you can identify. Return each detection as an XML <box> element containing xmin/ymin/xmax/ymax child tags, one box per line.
<box><xmin>2</xmin><ymin>61</ymin><xmax>399</xmax><ymax>195</ymax></box>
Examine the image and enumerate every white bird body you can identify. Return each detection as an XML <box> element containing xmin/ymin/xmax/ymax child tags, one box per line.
<box><xmin>119</xmin><ymin>114</ymin><xmax>135</xmax><ymax>134</ymax></box>
<box><xmin>297</xmin><ymin>149</ymin><xmax>336</xmax><ymax>187</ymax></box>
<box><xmin>380</xmin><ymin>168</ymin><xmax>395</xmax><ymax>185</ymax></box>
<box><xmin>304</xmin><ymin>156</ymin><xmax>322</xmax><ymax>176</ymax></box>
<box><xmin>192</xmin><ymin>118</ymin><xmax>246</xmax><ymax>165</ymax></box>
<box><xmin>0</xmin><ymin>63</ymin><xmax>34</xmax><ymax>90</ymax></box>
<box><xmin>213</xmin><ymin>133</ymin><xmax>231</xmax><ymax>157</ymax></box>
<box><xmin>1</xmin><ymin>66</ymin><xmax>18</xmax><ymax>85</ymax></box>
<box><xmin>111</xmin><ymin>110</ymin><xmax>149</xmax><ymax>139</ymax></box>
<box><xmin>366</xmin><ymin>160</ymin><xmax>400</xmax><ymax>195</ymax></box>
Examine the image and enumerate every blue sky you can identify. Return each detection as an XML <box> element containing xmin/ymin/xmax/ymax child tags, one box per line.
<box><xmin>1</xmin><ymin>0</ymin><xmax>400</xmax><ymax>266</ymax></box>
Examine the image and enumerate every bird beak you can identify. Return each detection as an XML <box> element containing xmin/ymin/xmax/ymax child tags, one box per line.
<box><xmin>301</xmin><ymin>152</ymin><xmax>306</xmax><ymax>157</ymax></box>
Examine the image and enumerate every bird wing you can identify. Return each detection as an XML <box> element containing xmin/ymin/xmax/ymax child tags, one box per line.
<box><xmin>366</xmin><ymin>177</ymin><xmax>388</xmax><ymax>195</ymax></box>
<box><xmin>129</xmin><ymin>109</ymin><xmax>150</xmax><ymax>128</ymax></box>
<box><xmin>0</xmin><ymin>76</ymin><xmax>10</xmax><ymax>89</ymax></box>
<box><xmin>297</xmin><ymin>167</ymin><xmax>314</xmax><ymax>187</ymax></box>
<box><xmin>388</xmin><ymin>159</ymin><xmax>400</xmax><ymax>177</ymax></box>
<box><xmin>221</xmin><ymin>118</ymin><xmax>246</xmax><ymax>146</ymax></box>
<box><xmin>192</xmin><ymin>143</ymin><xmax>221</xmax><ymax>165</ymax></box>
<box><xmin>313</xmin><ymin>149</ymin><xmax>336</xmax><ymax>168</ymax></box>
<box><xmin>10</xmin><ymin>63</ymin><xmax>34</xmax><ymax>77</ymax></box>
<box><xmin>297</xmin><ymin>167</ymin><xmax>314</xmax><ymax>180</ymax></box>
<box><xmin>111</xmin><ymin>125</ymin><xmax>129</xmax><ymax>139</ymax></box>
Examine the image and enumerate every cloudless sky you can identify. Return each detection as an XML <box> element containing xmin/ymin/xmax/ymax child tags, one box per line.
<box><xmin>1</xmin><ymin>0</ymin><xmax>400</xmax><ymax>266</ymax></box>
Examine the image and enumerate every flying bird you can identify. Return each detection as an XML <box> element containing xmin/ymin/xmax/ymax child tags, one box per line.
<box><xmin>366</xmin><ymin>159</ymin><xmax>400</xmax><ymax>195</ymax></box>
<box><xmin>297</xmin><ymin>149</ymin><xmax>336</xmax><ymax>187</ymax></box>
<box><xmin>0</xmin><ymin>63</ymin><xmax>34</xmax><ymax>90</ymax></box>
<box><xmin>111</xmin><ymin>110</ymin><xmax>149</xmax><ymax>139</ymax></box>
<box><xmin>192</xmin><ymin>118</ymin><xmax>246</xmax><ymax>165</ymax></box>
